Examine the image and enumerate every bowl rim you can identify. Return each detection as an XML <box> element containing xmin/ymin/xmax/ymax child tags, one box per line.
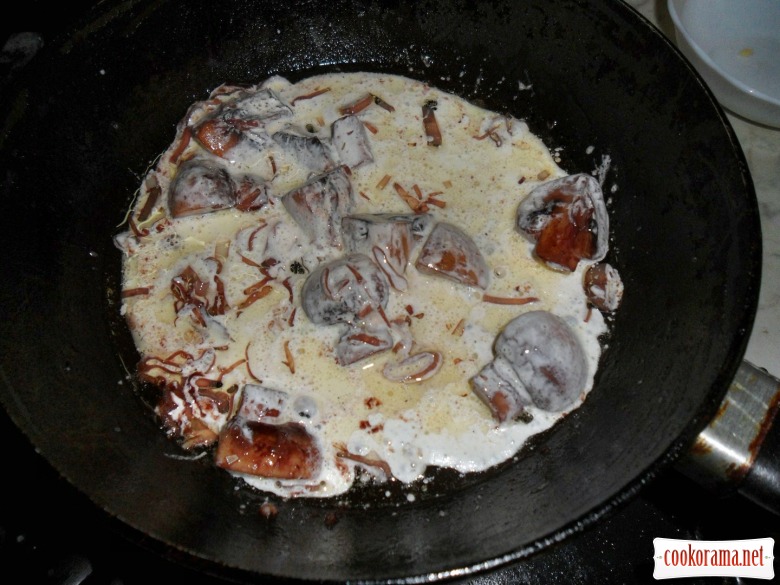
<box><xmin>667</xmin><ymin>0</ymin><xmax>780</xmax><ymax>109</ymax></box>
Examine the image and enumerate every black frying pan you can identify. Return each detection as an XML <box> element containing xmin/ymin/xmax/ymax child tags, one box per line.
<box><xmin>0</xmin><ymin>0</ymin><xmax>762</xmax><ymax>582</ymax></box>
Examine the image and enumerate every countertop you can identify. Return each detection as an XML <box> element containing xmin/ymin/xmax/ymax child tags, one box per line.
<box><xmin>631</xmin><ymin>0</ymin><xmax>780</xmax><ymax>380</ymax></box>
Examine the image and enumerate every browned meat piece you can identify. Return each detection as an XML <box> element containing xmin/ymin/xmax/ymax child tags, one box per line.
<box><xmin>331</xmin><ymin>115</ymin><xmax>374</xmax><ymax>170</ymax></box>
<box><xmin>470</xmin><ymin>311</ymin><xmax>587</xmax><ymax>422</ymax></box>
<box><xmin>584</xmin><ymin>262</ymin><xmax>624</xmax><ymax>313</ymax></box>
<box><xmin>415</xmin><ymin>222</ymin><xmax>490</xmax><ymax>289</ymax></box>
<box><xmin>301</xmin><ymin>254</ymin><xmax>390</xmax><ymax>326</ymax></box>
<box><xmin>342</xmin><ymin>213</ymin><xmax>431</xmax><ymax>290</ymax></box>
<box><xmin>272</xmin><ymin>131</ymin><xmax>335</xmax><ymax>175</ymax></box>
<box><xmin>282</xmin><ymin>167</ymin><xmax>354</xmax><ymax>248</ymax></box>
<box><xmin>516</xmin><ymin>173</ymin><xmax>609</xmax><ymax>272</ymax></box>
<box><xmin>168</xmin><ymin>159</ymin><xmax>236</xmax><ymax>218</ymax></box>
<box><xmin>228</xmin><ymin>87</ymin><xmax>292</xmax><ymax>124</ymax></box>
<box><xmin>215</xmin><ymin>420</ymin><xmax>320</xmax><ymax>479</ymax></box>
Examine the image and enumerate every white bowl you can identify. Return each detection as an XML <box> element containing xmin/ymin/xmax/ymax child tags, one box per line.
<box><xmin>668</xmin><ymin>0</ymin><xmax>780</xmax><ymax>128</ymax></box>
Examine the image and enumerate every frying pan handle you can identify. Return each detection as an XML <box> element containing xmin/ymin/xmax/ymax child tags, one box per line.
<box><xmin>678</xmin><ymin>361</ymin><xmax>780</xmax><ymax>514</ymax></box>
<box><xmin>739</xmin><ymin>409</ymin><xmax>780</xmax><ymax>513</ymax></box>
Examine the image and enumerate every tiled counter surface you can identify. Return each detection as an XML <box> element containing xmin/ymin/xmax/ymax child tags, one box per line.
<box><xmin>631</xmin><ymin>0</ymin><xmax>780</xmax><ymax>378</ymax></box>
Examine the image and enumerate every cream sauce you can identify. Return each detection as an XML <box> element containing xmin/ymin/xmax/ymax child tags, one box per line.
<box><xmin>116</xmin><ymin>72</ymin><xmax>609</xmax><ymax>498</ymax></box>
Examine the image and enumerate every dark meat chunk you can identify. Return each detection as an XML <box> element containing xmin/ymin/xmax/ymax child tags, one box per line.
<box><xmin>331</xmin><ymin>115</ymin><xmax>374</xmax><ymax>170</ymax></box>
<box><xmin>422</xmin><ymin>100</ymin><xmax>442</xmax><ymax>146</ymax></box>
<box><xmin>584</xmin><ymin>262</ymin><xmax>623</xmax><ymax>313</ymax></box>
<box><xmin>301</xmin><ymin>254</ymin><xmax>390</xmax><ymax>326</ymax></box>
<box><xmin>156</xmin><ymin>387</ymin><xmax>220</xmax><ymax>449</ymax></box>
<box><xmin>215</xmin><ymin>420</ymin><xmax>320</xmax><ymax>479</ymax></box>
<box><xmin>168</xmin><ymin>159</ymin><xmax>236</xmax><ymax>218</ymax></box>
<box><xmin>415</xmin><ymin>222</ymin><xmax>490</xmax><ymax>289</ymax></box>
<box><xmin>342</xmin><ymin>213</ymin><xmax>431</xmax><ymax>290</ymax></box>
<box><xmin>470</xmin><ymin>311</ymin><xmax>587</xmax><ymax>421</ymax></box>
<box><xmin>272</xmin><ymin>131</ymin><xmax>335</xmax><ymax>175</ymax></box>
<box><xmin>516</xmin><ymin>173</ymin><xmax>608</xmax><ymax>272</ymax></box>
<box><xmin>468</xmin><ymin>362</ymin><xmax>533</xmax><ymax>424</ymax></box>
<box><xmin>282</xmin><ymin>167</ymin><xmax>354</xmax><ymax>249</ymax></box>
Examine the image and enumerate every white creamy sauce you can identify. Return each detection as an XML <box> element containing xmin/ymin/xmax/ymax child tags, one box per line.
<box><xmin>116</xmin><ymin>72</ymin><xmax>609</xmax><ymax>499</ymax></box>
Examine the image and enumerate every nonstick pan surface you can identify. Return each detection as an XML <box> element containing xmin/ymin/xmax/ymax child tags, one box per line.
<box><xmin>0</xmin><ymin>0</ymin><xmax>761</xmax><ymax>582</ymax></box>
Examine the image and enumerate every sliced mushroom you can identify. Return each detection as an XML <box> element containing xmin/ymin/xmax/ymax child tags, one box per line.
<box><xmin>214</xmin><ymin>382</ymin><xmax>320</xmax><ymax>479</ymax></box>
<box><xmin>192</xmin><ymin>117</ymin><xmax>243</xmax><ymax>158</ymax></box>
<box><xmin>191</xmin><ymin>87</ymin><xmax>292</xmax><ymax>153</ymax></box>
<box><xmin>301</xmin><ymin>253</ymin><xmax>390</xmax><ymax>326</ymax></box>
<box><xmin>234</xmin><ymin>174</ymin><xmax>270</xmax><ymax>212</ymax></box>
<box><xmin>382</xmin><ymin>351</ymin><xmax>442</xmax><ymax>383</ymax></box>
<box><xmin>229</xmin><ymin>87</ymin><xmax>292</xmax><ymax>123</ymax></box>
<box><xmin>168</xmin><ymin>159</ymin><xmax>236</xmax><ymax>218</ymax></box>
<box><xmin>215</xmin><ymin>420</ymin><xmax>321</xmax><ymax>479</ymax></box>
<box><xmin>516</xmin><ymin>173</ymin><xmax>608</xmax><ymax>272</ymax></box>
<box><xmin>238</xmin><ymin>384</ymin><xmax>289</xmax><ymax>421</ymax></box>
<box><xmin>282</xmin><ymin>167</ymin><xmax>354</xmax><ymax>249</ymax></box>
<box><xmin>336</xmin><ymin>325</ymin><xmax>394</xmax><ymax>365</ymax></box>
<box><xmin>156</xmin><ymin>386</ymin><xmax>220</xmax><ymax>449</ymax></box>
<box><xmin>342</xmin><ymin>213</ymin><xmax>431</xmax><ymax>290</ymax></box>
<box><xmin>272</xmin><ymin>131</ymin><xmax>335</xmax><ymax>175</ymax></box>
<box><xmin>415</xmin><ymin>222</ymin><xmax>490</xmax><ymax>289</ymax></box>
<box><xmin>331</xmin><ymin>115</ymin><xmax>374</xmax><ymax>170</ymax></box>
<box><xmin>584</xmin><ymin>262</ymin><xmax>624</xmax><ymax>313</ymax></box>
<box><xmin>471</xmin><ymin>311</ymin><xmax>588</xmax><ymax>422</ymax></box>
<box><xmin>469</xmin><ymin>360</ymin><xmax>533</xmax><ymax>423</ymax></box>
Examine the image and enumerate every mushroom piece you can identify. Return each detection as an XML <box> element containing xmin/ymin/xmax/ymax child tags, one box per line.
<box><xmin>382</xmin><ymin>350</ymin><xmax>442</xmax><ymax>384</ymax></box>
<box><xmin>214</xmin><ymin>384</ymin><xmax>320</xmax><ymax>479</ymax></box>
<box><xmin>168</xmin><ymin>159</ymin><xmax>236</xmax><ymax>218</ymax></box>
<box><xmin>301</xmin><ymin>253</ymin><xmax>391</xmax><ymax>326</ymax></box>
<box><xmin>237</xmin><ymin>384</ymin><xmax>289</xmax><ymax>421</ymax></box>
<box><xmin>192</xmin><ymin>116</ymin><xmax>244</xmax><ymax>158</ymax></box>
<box><xmin>415</xmin><ymin>222</ymin><xmax>490</xmax><ymax>289</ymax></box>
<box><xmin>191</xmin><ymin>87</ymin><xmax>293</xmax><ymax>153</ymax></box>
<box><xmin>342</xmin><ymin>213</ymin><xmax>431</xmax><ymax>290</ymax></box>
<box><xmin>282</xmin><ymin>167</ymin><xmax>354</xmax><ymax>249</ymax></box>
<box><xmin>331</xmin><ymin>114</ymin><xmax>374</xmax><ymax>170</ymax></box>
<box><xmin>336</xmin><ymin>325</ymin><xmax>394</xmax><ymax>366</ymax></box>
<box><xmin>233</xmin><ymin>174</ymin><xmax>270</xmax><ymax>212</ymax></box>
<box><xmin>516</xmin><ymin>173</ymin><xmax>609</xmax><ymax>272</ymax></box>
<box><xmin>215</xmin><ymin>420</ymin><xmax>321</xmax><ymax>479</ymax></box>
<box><xmin>584</xmin><ymin>262</ymin><xmax>624</xmax><ymax>313</ymax></box>
<box><xmin>156</xmin><ymin>386</ymin><xmax>220</xmax><ymax>450</ymax></box>
<box><xmin>272</xmin><ymin>131</ymin><xmax>336</xmax><ymax>175</ymax></box>
<box><xmin>470</xmin><ymin>311</ymin><xmax>588</xmax><ymax>422</ymax></box>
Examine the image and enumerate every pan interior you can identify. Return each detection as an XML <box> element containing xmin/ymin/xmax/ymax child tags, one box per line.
<box><xmin>0</xmin><ymin>0</ymin><xmax>760</xmax><ymax>581</ymax></box>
